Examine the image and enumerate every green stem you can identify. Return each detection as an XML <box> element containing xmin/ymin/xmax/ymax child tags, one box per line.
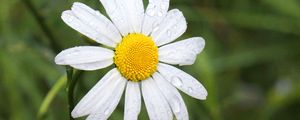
<box><xmin>66</xmin><ymin>66</ymin><xmax>82</xmax><ymax>120</ymax></box>
<box><xmin>37</xmin><ymin>74</ymin><xmax>67</xmax><ymax>120</ymax></box>
<box><xmin>66</xmin><ymin>66</ymin><xmax>74</xmax><ymax>120</ymax></box>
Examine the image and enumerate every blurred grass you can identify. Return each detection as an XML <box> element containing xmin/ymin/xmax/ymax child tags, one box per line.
<box><xmin>1</xmin><ymin>0</ymin><xmax>300</xmax><ymax>120</ymax></box>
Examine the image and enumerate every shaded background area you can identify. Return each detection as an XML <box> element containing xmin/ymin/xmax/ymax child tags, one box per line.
<box><xmin>1</xmin><ymin>0</ymin><xmax>300</xmax><ymax>119</ymax></box>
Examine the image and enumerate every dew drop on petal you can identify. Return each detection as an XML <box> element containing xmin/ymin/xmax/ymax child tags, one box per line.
<box><xmin>172</xmin><ymin>98</ymin><xmax>181</xmax><ymax>113</ymax></box>
<box><xmin>172</xmin><ymin>76</ymin><xmax>183</xmax><ymax>87</ymax></box>
<box><xmin>167</xmin><ymin>30</ymin><xmax>171</xmax><ymax>36</ymax></box>
<box><xmin>188</xmin><ymin>87</ymin><xmax>193</xmax><ymax>93</ymax></box>
<box><xmin>173</xmin><ymin>25</ymin><xmax>178</xmax><ymax>29</ymax></box>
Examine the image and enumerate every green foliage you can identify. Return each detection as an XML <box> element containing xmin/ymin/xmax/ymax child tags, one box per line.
<box><xmin>0</xmin><ymin>0</ymin><xmax>300</xmax><ymax>120</ymax></box>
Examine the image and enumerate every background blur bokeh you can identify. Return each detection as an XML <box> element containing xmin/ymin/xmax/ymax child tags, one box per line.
<box><xmin>1</xmin><ymin>0</ymin><xmax>300</xmax><ymax>120</ymax></box>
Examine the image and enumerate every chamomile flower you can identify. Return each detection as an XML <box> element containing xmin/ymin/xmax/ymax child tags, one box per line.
<box><xmin>55</xmin><ymin>0</ymin><xmax>207</xmax><ymax>120</ymax></box>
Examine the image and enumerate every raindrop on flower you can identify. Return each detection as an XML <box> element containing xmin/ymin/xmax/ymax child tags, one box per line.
<box><xmin>172</xmin><ymin>76</ymin><xmax>183</xmax><ymax>87</ymax></box>
<box><xmin>172</xmin><ymin>98</ymin><xmax>181</xmax><ymax>113</ymax></box>
<box><xmin>188</xmin><ymin>87</ymin><xmax>193</xmax><ymax>93</ymax></box>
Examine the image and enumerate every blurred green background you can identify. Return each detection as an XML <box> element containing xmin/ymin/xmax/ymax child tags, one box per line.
<box><xmin>1</xmin><ymin>0</ymin><xmax>300</xmax><ymax>120</ymax></box>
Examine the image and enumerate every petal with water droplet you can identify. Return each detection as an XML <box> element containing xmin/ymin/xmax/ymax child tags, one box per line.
<box><xmin>152</xmin><ymin>72</ymin><xmax>189</xmax><ymax>120</ymax></box>
<box><xmin>151</xmin><ymin>9</ymin><xmax>187</xmax><ymax>46</ymax></box>
<box><xmin>142</xmin><ymin>77</ymin><xmax>173</xmax><ymax>120</ymax></box>
<box><xmin>157</xmin><ymin>63</ymin><xmax>207</xmax><ymax>100</ymax></box>
<box><xmin>99</xmin><ymin>0</ymin><xmax>144</xmax><ymax>35</ymax></box>
<box><xmin>55</xmin><ymin>46</ymin><xmax>114</xmax><ymax>71</ymax></box>
<box><xmin>71</xmin><ymin>68</ymin><xmax>127</xmax><ymax>118</ymax></box>
<box><xmin>86</xmin><ymin>76</ymin><xmax>127</xmax><ymax>119</ymax></box>
<box><xmin>159</xmin><ymin>37</ymin><xmax>205</xmax><ymax>66</ymax></box>
<box><xmin>61</xmin><ymin>3</ymin><xmax>121</xmax><ymax>47</ymax></box>
<box><xmin>142</xmin><ymin>0</ymin><xmax>170</xmax><ymax>35</ymax></box>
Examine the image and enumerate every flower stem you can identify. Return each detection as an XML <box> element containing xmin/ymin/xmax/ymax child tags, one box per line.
<box><xmin>66</xmin><ymin>66</ymin><xmax>82</xmax><ymax>120</ymax></box>
<box><xmin>66</xmin><ymin>66</ymin><xmax>74</xmax><ymax>120</ymax></box>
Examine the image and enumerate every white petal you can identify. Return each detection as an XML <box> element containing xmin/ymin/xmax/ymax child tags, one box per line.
<box><xmin>61</xmin><ymin>4</ymin><xmax>120</xmax><ymax>47</ymax></box>
<box><xmin>55</xmin><ymin>46</ymin><xmax>114</xmax><ymax>71</ymax></box>
<box><xmin>70</xmin><ymin>60</ymin><xmax>113</xmax><ymax>71</ymax></box>
<box><xmin>70</xmin><ymin>2</ymin><xmax>122</xmax><ymax>44</ymax></box>
<box><xmin>99</xmin><ymin>0</ymin><xmax>144</xmax><ymax>35</ymax></box>
<box><xmin>86</xmin><ymin>79</ymin><xmax>127</xmax><ymax>120</ymax></box>
<box><xmin>124</xmin><ymin>82</ymin><xmax>141</xmax><ymax>120</ymax></box>
<box><xmin>152</xmin><ymin>72</ymin><xmax>189</xmax><ymax>120</ymax></box>
<box><xmin>151</xmin><ymin>9</ymin><xmax>187</xmax><ymax>46</ymax></box>
<box><xmin>142</xmin><ymin>77</ymin><xmax>173</xmax><ymax>120</ymax></box>
<box><xmin>142</xmin><ymin>0</ymin><xmax>170</xmax><ymax>36</ymax></box>
<box><xmin>71</xmin><ymin>68</ymin><xmax>126</xmax><ymax>118</ymax></box>
<box><xmin>157</xmin><ymin>63</ymin><xmax>207</xmax><ymax>100</ymax></box>
<box><xmin>86</xmin><ymin>76</ymin><xmax>126</xmax><ymax>120</ymax></box>
<box><xmin>159</xmin><ymin>37</ymin><xmax>205</xmax><ymax>66</ymax></box>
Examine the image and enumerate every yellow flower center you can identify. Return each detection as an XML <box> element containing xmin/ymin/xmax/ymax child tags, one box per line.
<box><xmin>114</xmin><ymin>33</ymin><xmax>158</xmax><ymax>82</ymax></box>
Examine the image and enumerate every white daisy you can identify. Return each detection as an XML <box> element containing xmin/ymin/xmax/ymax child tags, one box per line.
<box><xmin>55</xmin><ymin>0</ymin><xmax>207</xmax><ymax>120</ymax></box>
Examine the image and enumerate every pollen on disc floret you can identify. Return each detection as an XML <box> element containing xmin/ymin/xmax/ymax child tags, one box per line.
<box><xmin>114</xmin><ymin>33</ymin><xmax>158</xmax><ymax>82</ymax></box>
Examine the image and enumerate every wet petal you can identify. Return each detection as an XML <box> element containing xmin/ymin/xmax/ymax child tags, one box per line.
<box><xmin>151</xmin><ymin>9</ymin><xmax>187</xmax><ymax>46</ymax></box>
<box><xmin>62</xmin><ymin>3</ymin><xmax>121</xmax><ymax>47</ymax></box>
<box><xmin>153</xmin><ymin>72</ymin><xmax>189</xmax><ymax>120</ymax></box>
<box><xmin>142</xmin><ymin>77</ymin><xmax>173</xmax><ymax>120</ymax></box>
<box><xmin>99</xmin><ymin>0</ymin><xmax>144</xmax><ymax>35</ymax></box>
<box><xmin>159</xmin><ymin>37</ymin><xmax>205</xmax><ymax>66</ymax></box>
<box><xmin>157</xmin><ymin>63</ymin><xmax>207</xmax><ymax>100</ymax></box>
<box><xmin>142</xmin><ymin>0</ymin><xmax>169</xmax><ymax>36</ymax></box>
<box><xmin>55</xmin><ymin>46</ymin><xmax>114</xmax><ymax>71</ymax></box>
<box><xmin>71</xmin><ymin>68</ymin><xmax>126</xmax><ymax>118</ymax></box>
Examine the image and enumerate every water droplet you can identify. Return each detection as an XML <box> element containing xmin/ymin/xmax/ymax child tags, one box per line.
<box><xmin>152</xmin><ymin>4</ymin><xmax>157</xmax><ymax>9</ymax></box>
<box><xmin>172</xmin><ymin>100</ymin><xmax>181</xmax><ymax>113</ymax></box>
<box><xmin>173</xmin><ymin>25</ymin><xmax>178</xmax><ymax>29</ymax></box>
<box><xmin>167</xmin><ymin>30</ymin><xmax>171</xmax><ymax>36</ymax></box>
<box><xmin>188</xmin><ymin>87</ymin><xmax>193</xmax><ymax>93</ymax></box>
<box><xmin>171</xmin><ymin>76</ymin><xmax>182</xmax><ymax>87</ymax></box>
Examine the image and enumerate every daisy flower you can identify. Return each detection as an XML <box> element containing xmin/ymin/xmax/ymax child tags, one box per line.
<box><xmin>55</xmin><ymin>0</ymin><xmax>207</xmax><ymax>119</ymax></box>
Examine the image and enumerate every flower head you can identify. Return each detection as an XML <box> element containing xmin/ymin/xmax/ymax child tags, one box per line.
<box><xmin>55</xmin><ymin>0</ymin><xmax>207</xmax><ymax>120</ymax></box>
